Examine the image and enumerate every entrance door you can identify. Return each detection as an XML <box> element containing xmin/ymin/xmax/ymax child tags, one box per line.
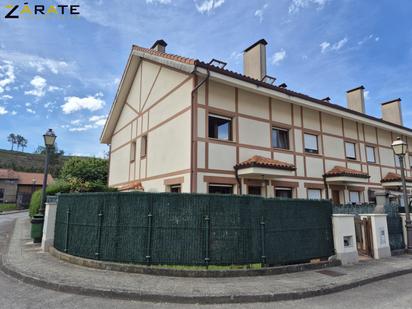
<box><xmin>332</xmin><ymin>190</ymin><xmax>340</xmax><ymax>205</ymax></box>
<box><xmin>354</xmin><ymin>216</ymin><xmax>373</xmax><ymax>257</ymax></box>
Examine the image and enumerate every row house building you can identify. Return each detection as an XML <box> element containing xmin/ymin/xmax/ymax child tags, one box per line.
<box><xmin>101</xmin><ymin>39</ymin><xmax>412</xmax><ymax>205</ymax></box>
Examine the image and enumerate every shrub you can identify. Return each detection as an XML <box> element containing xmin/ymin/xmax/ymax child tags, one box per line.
<box><xmin>29</xmin><ymin>190</ymin><xmax>42</xmax><ymax>217</ymax></box>
<box><xmin>60</xmin><ymin>157</ymin><xmax>108</xmax><ymax>184</ymax></box>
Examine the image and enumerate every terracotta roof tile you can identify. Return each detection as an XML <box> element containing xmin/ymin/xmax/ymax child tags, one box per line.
<box><xmin>118</xmin><ymin>181</ymin><xmax>144</xmax><ymax>191</ymax></box>
<box><xmin>16</xmin><ymin>171</ymin><xmax>53</xmax><ymax>185</ymax></box>
<box><xmin>0</xmin><ymin>168</ymin><xmax>18</xmax><ymax>179</ymax></box>
<box><xmin>324</xmin><ymin>166</ymin><xmax>370</xmax><ymax>178</ymax></box>
<box><xmin>381</xmin><ymin>172</ymin><xmax>412</xmax><ymax>183</ymax></box>
<box><xmin>235</xmin><ymin>155</ymin><xmax>296</xmax><ymax>171</ymax></box>
<box><xmin>132</xmin><ymin>45</ymin><xmax>196</xmax><ymax>65</ymax></box>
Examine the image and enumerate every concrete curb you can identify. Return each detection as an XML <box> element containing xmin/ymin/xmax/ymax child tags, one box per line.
<box><xmin>2</xmin><ymin>219</ymin><xmax>412</xmax><ymax>304</ymax></box>
<box><xmin>49</xmin><ymin>246</ymin><xmax>341</xmax><ymax>278</ymax></box>
<box><xmin>0</xmin><ymin>210</ymin><xmax>28</xmax><ymax>216</ymax></box>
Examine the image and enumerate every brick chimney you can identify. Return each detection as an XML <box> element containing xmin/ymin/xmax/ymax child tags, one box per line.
<box><xmin>243</xmin><ymin>39</ymin><xmax>268</xmax><ymax>80</ymax></box>
<box><xmin>346</xmin><ymin>86</ymin><xmax>365</xmax><ymax>113</ymax></box>
<box><xmin>151</xmin><ymin>39</ymin><xmax>167</xmax><ymax>53</ymax></box>
<box><xmin>381</xmin><ymin>98</ymin><xmax>403</xmax><ymax>126</ymax></box>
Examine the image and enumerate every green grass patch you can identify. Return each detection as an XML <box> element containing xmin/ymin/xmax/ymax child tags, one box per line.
<box><xmin>0</xmin><ymin>204</ymin><xmax>17</xmax><ymax>212</ymax></box>
<box><xmin>151</xmin><ymin>263</ymin><xmax>262</xmax><ymax>271</ymax></box>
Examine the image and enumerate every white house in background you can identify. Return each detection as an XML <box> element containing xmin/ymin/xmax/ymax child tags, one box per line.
<box><xmin>101</xmin><ymin>39</ymin><xmax>412</xmax><ymax>204</ymax></box>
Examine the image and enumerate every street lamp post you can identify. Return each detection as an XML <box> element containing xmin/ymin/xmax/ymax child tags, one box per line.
<box><xmin>391</xmin><ymin>137</ymin><xmax>412</xmax><ymax>253</ymax></box>
<box><xmin>39</xmin><ymin>129</ymin><xmax>56</xmax><ymax>215</ymax></box>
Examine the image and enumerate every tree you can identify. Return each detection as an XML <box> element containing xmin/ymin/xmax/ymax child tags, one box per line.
<box><xmin>60</xmin><ymin>157</ymin><xmax>109</xmax><ymax>185</ymax></box>
<box><xmin>34</xmin><ymin>143</ymin><xmax>65</xmax><ymax>176</ymax></box>
<box><xmin>7</xmin><ymin>133</ymin><xmax>16</xmax><ymax>151</ymax></box>
<box><xmin>20</xmin><ymin>137</ymin><xmax>28</xmax><ymax>152</ymax></box>
<box><xmin>15</xmin><ymin>134</ymin><xmax>25</xmax><ymax>151</ymax></box>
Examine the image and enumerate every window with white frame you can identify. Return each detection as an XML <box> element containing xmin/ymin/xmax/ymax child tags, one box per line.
<box><xmin>349</xmin><ymin>191</ymin><xmax>360</xmax><ymax>204</ymax></box>
<box><xmin>304</xmin><ymin>133</ymin><xmax>318</xmax><ymax>154</ymax></box>
<box><xmin>208</xmin><ymin>184</ymin><xmax>233</xmax><ymax>194</ymax></box>
<box><xmin>307</xmin><ymin>189</ymin><xmax>322</xmax><ymax>200</ymax></box>
<box><xmin>345</xmin><ymin>142</ymin><xmax>356</xmax><ymax>160</ymax></box>
<box><xmin>366</xmin><ymin>146</ymin><xmax>375</xmax><ymax>163</ymax></box>
<box><xmin>275</xmin><ymin>187</ymin><xmax>293</xmax><ymax>198</ymax></box>
<box><xmin>130</xmin><ymin>140</ymin><xmax>136</xmax><ymax>163</ymax></box>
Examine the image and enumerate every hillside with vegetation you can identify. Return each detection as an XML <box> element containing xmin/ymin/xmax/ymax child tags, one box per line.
<box><xmin>0</xmin><ymin>149</ymin><xmax>87</xmax><ymax>177</ymax></box>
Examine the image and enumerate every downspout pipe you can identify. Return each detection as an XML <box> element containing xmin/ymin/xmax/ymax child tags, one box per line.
<box><xmin>190</xmin><ymin>65</ymin><xmax>210</xmax><ymax>193</ymax></box>
<box><xmin>323</xmin><ymin>174</ymin><xmax>330</xmax><ymax>200</ymax></box>
<box><xmin>234</xmin><ymin>166</ymin><xmax>242</xmax><ymax>195</ymax></box>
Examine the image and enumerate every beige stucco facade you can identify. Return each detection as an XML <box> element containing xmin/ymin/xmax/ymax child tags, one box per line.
<box><xmin>102</xmin><ymin>42</ymin><xmax>412</xmax><ymax>204</ymax></box>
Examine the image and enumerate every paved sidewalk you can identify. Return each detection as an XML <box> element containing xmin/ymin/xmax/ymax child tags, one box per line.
<box><xmin>2</xmin><ymin>218</ymin><xmax>412</xmax><ymax>304</ymax></box>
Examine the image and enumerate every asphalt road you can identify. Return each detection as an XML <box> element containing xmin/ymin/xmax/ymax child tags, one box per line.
<box><xmin>1</xmin><ymin>212</ymin><xmax>412</xmax><ymax>309</ymax></box>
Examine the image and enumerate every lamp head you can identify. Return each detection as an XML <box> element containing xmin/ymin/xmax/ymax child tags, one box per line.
<box><xmin>392</xmin><ymin>137</ymin><xmax>408</xmax><ymax>156</ymax></box>
<box><xmin>43</xmin><ymin>128</ymin><xmax>56</xmax><ymax>147</ymax></box>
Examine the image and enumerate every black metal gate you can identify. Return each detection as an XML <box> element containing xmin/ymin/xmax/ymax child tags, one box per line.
<box><xmin>384</xmin><ymin>204</ymin><xmax>405</xmax><ymax>251</ymax></box>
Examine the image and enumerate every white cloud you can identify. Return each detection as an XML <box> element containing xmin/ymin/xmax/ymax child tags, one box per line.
<box><xmin>0</xmin><ymin>106</ymin><xmax>8</xmax><ymax>115</ymax></box>
<box><xmin>195</xmin><ymin>0</ymin><xmax>225</xmax><ymax>14</ymax></box>
<box><xmin>26</xmin><ymin>108</ymin><xmax>36</xmax><ymax>114</ymax></box>
<box><xmin>11</xmin><ymin>110</ymin><xmax>17</xmax><ymax>115</ymax></box>
<box><xmin>70</xmin><ymin>119</ymin><xmax>81</xmax><ymax>125</ymax></box>
<box><xmin>146</xmin><ymin>0</ymin><xmax>172</xmax><ymax>3</ymax></box>
<box><xmin>61</xmin><ymin>93</ymin><xmax>105</xmax><ymax>114</ymax></box>
<box><xmin>271</xmin><ymin>49</ymin><xmax>287</xmax><ymax>65</ymax></box>
<box><xmin>89</xmin><ymin>115</ymin><xmax>107</xmax><ymax>126</ymax></box>
<box><xmin>358</xmin><ymin>34</ymin><xmax>380</xmax><ymax>45</ymax></box>
<box><xmin>289</xmin><ymin>0</ymin><xmax>328</xmax><ymax>14</ymax></box>
<box><xmin>69</xmin><ymin>124</ymin><xmax>94</xmax><ymax>132</ymax></box>
<box><xmin>320</xmin><ymin>37</ymin><xmax>348</xmax><ymax>53</ymax></box>
<box><xmin>24</xmin><ymin>75</ymin><xmax>47</xmax><ymax>97</ymax></box>
<box><xmin>25</xmin><ymin>102</ymin><xmax>31</xmax><ymax>107</ymax></box>
<box><xmin>0</xmin><ymin>61</ymin><xmax>15</xmax><ymax>93</ymax></box>
<box><xmin>0</xmin><ymin>50</ymin><xmax>72</xmax><ymax>75</ymax></box>
<box><xmin>1</xmin><ymin>94</ymin><xmax>12</xmax><ymax>100</ymax></box>
<box><xmin>255</xmin><ymin>3</ymin><xmax>268</xmax><ymax>23</ymax></box>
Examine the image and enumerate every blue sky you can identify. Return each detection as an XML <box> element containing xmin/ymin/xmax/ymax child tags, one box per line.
<box><xmin>0</xmin><ymin>0</ymin><xmax>411</xmax><ymax>156</ymax></box>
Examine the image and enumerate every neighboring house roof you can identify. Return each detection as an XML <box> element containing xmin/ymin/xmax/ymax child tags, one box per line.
<box><xmin>101</xmin><ymin>43</ymin><xmax>412</xmax><ymax>144</ymax></box>
<box><xmin>323</xmin><ymin>166</ymin><xmax>370</xmax><ymax>178</ymax></box>
<box><xmin>0</xmin><ymin>168</ymin><xmax>53</xmax><ymax>185</ymax></box>
<box><xmin>0</xmin><ymin>168</ymin><xmax>18</xmax><ymax>180</ymax></box>
<box><xmin>16</xmin><ymin>171</ymin><xmax>53</xmax><ymax>186</ymax></box>
<box><xmin>381</xmin><ymin>172</ymin><xmax>412</xmax><ymax>183</ymax></box>
<box><xmin>235</xmin><ymin>155</ymin><xmax>296</xmax><ymax>171</ymax></box>
<box><xmin>118</xmin><ymin>180</ymin><xmax>144</xmax><ymax>191</ymax></box>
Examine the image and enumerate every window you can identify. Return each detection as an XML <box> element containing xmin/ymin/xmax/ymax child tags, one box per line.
<box><xmin>208</xmin><ymin>114</ymin><xmax>232</xmax><ymax>141</ymax></box>
<box><xmin>169</xmin><ymin>185</ymin><xmax>181</xmax><ymax>193</ymax></box>
<box><xmin>349</xmin><ymin>191</ymin><xmax>360</xmax><ymax>204</ymax></box>
<box><xmin>304</xmin><ymin>133</ymin><xmax>318</xmax><ymax>154</ymax></box>
<box><xmin>307</xmin><ymin>189</ymin><xmax>322</xmax><ymax>200</ymax></box>
<box><xmin>248</xmin><ymin>186</ymin><xmax>261</xmax><ymax>196</ymax></box>
<box><xmin>141</xmin><ymin>135</ymin><xmax>147</xmax><ymax>158</ymax></box>
<box><xmin>208</xmin><ymin>184</ymin><xmax>233</xmax><ymax>194</ymax></box>
<box><xmin>275</xmin><ymin>187</ymin><xmax>292</xmax><ymax>198</ymax></box>
<box><xmin>0</xmin><ymin>189</ymin><xmax>3</xmax><ymax>202</ymax></box>
<box><xmin>395</xmin><ymin>155</ymin><xmax>402</xmax><ymax>167</ymax></box>
<box><xmin>366</xmin><ymin>146</ymin><xmax>375</xmax><ymax>163</ymax></box>
<box><xmin>272</xmin><ymin>128</ymin><xmax>289</xmax><ymax>149</ymax></box>
<box><xmin>368</xmin><ymin>189</ymin><xmax>376</xmax><ymax>204</ymax></box>
<box><xmin>345</xmin><ymin>142</ymin><xmax>356</xmax><ymax>160</ymax></box>
<box><xmin>410</xmin><ymin>155</ymin><xmax>412</xmax><ymax>169</ymax></box>
<box><xmin>130</xmin><ymin>141</ymin><xmax>136</xmax><ymax>163</ymax></box>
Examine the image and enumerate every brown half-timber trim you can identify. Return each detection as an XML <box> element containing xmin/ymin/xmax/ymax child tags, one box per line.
<box><xmin>244</xmin><ymin>179</ymin><xmax>269</xmax><ymax>186</ymax></box>
<box><xmin>304</xmin><ymin>183</ymin><xmax>325</xmax><ymax>189</ymax></box>
<box><xmin>164</xmin><ymin>176</ymin><xmax>185</xmax><ymax>186</ymax></box>
<box><xmin>111</xmin><ymin>169</ymin><xmax>191</xmax><ymax>188</ymax></box>
<box><xmin>203</xmin><ymin>176</ymin><xmax>237</xmax><ymax>185</ymax></box>
<box><xmin>271</xmin><ymin>181</ymin><xmax>299</xmax><ymax>188</ymax></box>
<box><xmin>347</xmin><ymin>186</ymin><xmax>365</xmax><ymax>192</ymax></box>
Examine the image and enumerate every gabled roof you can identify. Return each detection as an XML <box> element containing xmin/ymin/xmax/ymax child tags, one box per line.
<box><xmin>381</xmin><ymin>172</ymin><xmax>412</xmax><ymax>183</ymax></box>
<box><xmin>0</xmin><ymin>169</ymin><xmax>18</xmax><ymax>180</ymax></box>
<box><xmin>101</xmin><ymin>42</ymin><xmax>412</xmax><ymax>144</ymax></box>
<box><xmin>323</xmin><ymin>166</ymin><xmax>370</xmax><ymax>179</ymax></box>
<box><xmin>235</xmin><ymin>155</ymin><xmax>296</xmax><ymax>171</ymax></box>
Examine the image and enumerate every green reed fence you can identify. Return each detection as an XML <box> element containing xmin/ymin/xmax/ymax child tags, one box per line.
<box><xmin>54</xmin><ymin>192</ymin><xmax>334</xmax><ymax>266</ymax></box>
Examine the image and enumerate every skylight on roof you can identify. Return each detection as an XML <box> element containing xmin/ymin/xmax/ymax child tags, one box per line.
<box><xmin>262</xmin><ymin>75</ymin><xmax>276</xmax><ymax>85</ymax></box>
<box><xmin>209</xmin><ymin>59</ymin><xmax>227</xmax><ymax>69</ymax></box>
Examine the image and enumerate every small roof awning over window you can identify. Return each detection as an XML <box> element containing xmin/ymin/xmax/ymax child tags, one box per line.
<box><xmin>234</xmin><ymin>155</ymin><xmax>296</xmax><ymax>177</ymax></box>
<box><xmin>323</xmin><ymin>166</ymin><xmax>370</xmax><ymax>184</ymax></box>
<box><xmin>381</xmin><ymin>172</ymin><xmax>412</xmax><ymax>188</ymax></box>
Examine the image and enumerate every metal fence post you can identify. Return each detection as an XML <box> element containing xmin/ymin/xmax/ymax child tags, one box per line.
<box><xmin>95</xmin><ymin>210</ymin><xmax>104</xmax><ymax>259</ymax></box>
<box><xmin>260</xmin><ymin>216</ymin><xmax>266</xmax><ymax>265</ymax></box>
<box><xmin>64</xmin><ymin>206</ymin><xmax>70</xmax><ymax>253</ymax></box>
<box><xmin>146</xmin><ymin>212</ymin><xmax>153</xmax><ymax>264</ymax></box>
<box><xmin>204</xmin><ymin>215</ymin><xmax>210</xmax><ymax>267</ymax></box>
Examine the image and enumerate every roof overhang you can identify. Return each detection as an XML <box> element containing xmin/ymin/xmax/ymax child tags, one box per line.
<box><xmin>381</xmin><ymin>181</ymin><xmax>412</xmax><ymax>188</ymax></box>
<box><xmin>325</xmin><ymin>176</ymin><xmax>370</xmax><ymax>184</ymax></box>
<box><xmin>194</xmin><ymin>66</ymin><xmax>412</xmax><ymax>138</ymax></box>
<box><xmin>237</xmin><ymin>167</ymin><xmax>295</xmax><ymax>178</ymax></box>
<box><xmin>100</xmin><ymin>48</ymin><xmax>195</xmax><ymax>144</ymax></box>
